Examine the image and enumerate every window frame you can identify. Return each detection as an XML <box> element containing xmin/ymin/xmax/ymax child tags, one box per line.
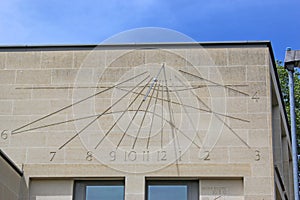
<box><xmin>146</xmin><ymin>180</ymin><xmax>199</xmax><ymax>200</ymax></box>
<box><xmin>73</xmin><ymin>180</ymin><xmax>125</xmax><ymax>200</ymax></box>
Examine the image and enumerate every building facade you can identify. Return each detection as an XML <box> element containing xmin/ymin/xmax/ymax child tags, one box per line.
<box><xmin>0</xmin><ymin>42</ymin><xmax>294</xmax><ymax>199</ymax></box>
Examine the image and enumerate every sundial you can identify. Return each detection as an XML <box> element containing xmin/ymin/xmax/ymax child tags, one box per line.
<box><xmin>0</xmin><ymin>47</ymin><xmax>261</xmax><ymax>174</ymax></box>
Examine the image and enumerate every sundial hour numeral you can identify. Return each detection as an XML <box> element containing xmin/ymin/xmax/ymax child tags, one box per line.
<box><xmin>204</xmin><ymin>151</ymin><xmax>210</xmax><ymax>160</ymax></box>
<box><xmin>86</xmin><ymin>151</ymin><xmax>93</xmax><ymax>161</ymax></box>
<box><xmin>109</xmin><ymin>151</ymin><xmax>116</xmax><ymax>161</ymax></box>
<box><xmin>203</xmin><ymin>151</ymin><xmax>210</xmax><ymax>161</ymax></box>
<box><xmin>1</xmin><ymin>130</ymin><xmax>9</xmax><ymax>140</ymax></box>
<box><xmin>157</xmin><ymin>151</ymin><xmax>167</xmax><ymax>161</ymax></box>
<box><xmin>251</xmin><ymin>91</ymin><xmax>260</xmax><ymax>102</ymax></box>
<box><xmin>49</xmin><ymin>151</ymin><xmax>56</xmax><ymax>161</ymax></box>
<box><xmin>255</xmin><ymin>150</ymin><xmax>261</xmax><ymax>161</ymax></box>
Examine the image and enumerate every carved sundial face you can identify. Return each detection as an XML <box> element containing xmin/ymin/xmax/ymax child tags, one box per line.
<box><xmin>1</xmin><ymin>47</ymin><xmax>259</xmax><ymax>174</ymax></box>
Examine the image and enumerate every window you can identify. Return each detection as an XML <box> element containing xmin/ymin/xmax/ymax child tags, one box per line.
<box><xmin>146</xmin><ymin>180</ymin><xmax>198</xmax><ymax>200</ymax></box>
<box><xmin>74</xmin><ymin>180</ymin><xmax>124</xmax><ymax>200</ymax></box>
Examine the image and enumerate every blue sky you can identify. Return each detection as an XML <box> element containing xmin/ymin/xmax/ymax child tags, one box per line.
<box><xmin>0</xmin><ymin>0</ymin><xmax>299</xmax><ymax>61</ymax></box>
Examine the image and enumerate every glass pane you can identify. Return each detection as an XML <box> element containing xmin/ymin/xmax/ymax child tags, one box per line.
<box><xmin>86</xmin><ymin>185</ymin><xmax>124</xmax><ymax>200</ymax></box>
<box><xmin>148</xmin><ymin>185</ymin><xmax>187</xmax><ymax>200</ymax></box>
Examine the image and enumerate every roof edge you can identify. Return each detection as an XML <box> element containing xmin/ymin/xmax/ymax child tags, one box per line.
<box><xmin>0</xmin><ymin>40</ymin><xmax>271</xmax><ymax>49</ymax></box>
<box><xmin>0</xmin><ymin>149</ymin><xmax>23</xmax><ymax>176</ymax></box>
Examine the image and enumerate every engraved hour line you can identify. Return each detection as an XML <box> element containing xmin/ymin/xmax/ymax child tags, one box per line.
<box><xmin>143</xmin><ymin>63</ymin><xmax>164</xmax><ymax>101</ymax></box>
<box><xmin>176</xmin><ymin>75</ymin><xmax>251</xmax><ymax>149</ymax></box>
<box><xmin>116</xmin><ymin>78</ymin><xmax>153</xmax><ymax>148</ymax></box>
<box><xmin>11</xmin><ymin>71</ymin><xmax>149</xmax><ymax>134</ymax></box>
<box><xmin>138</xmin><ymin>108</ymin><xmax>202</xmax><ymax>149</ymax></box>
<box><xmin>132</xmin><ymin>82</ymin><xmax>158</xmax><ymax>149</ymax></box>
<box><xmin>179</xmin><ymin>70</ymin><xmax>250</xmax><ymax>96</ymax></box>
<box><xmin>12</xmin><ymin>90</ymin><xmax>248</xmax><ymax>135</ymax></box>
<box><xmin>173</xmin><ymin>75</ymin><xmax>203</xmax><ymax>147</ymax></box>
<box><xmin>58</xmin><ymin>74</ymin><xmax>151</xmax><ymax>150</ymax></box>
<box><xmin>146</xmin><ymin>83</ymin><xmax>160</xmax><ymax>149</ymax></box>
<box><xmin>161</xmin><ymin>83</ymin><xmax>164</xmax><ymax>149</ymax></box>
<box><xmin>163</xmin><ymin>65</ymin><xmax>180</xmax><ymax>175</ymax></box>
<box><xmin>117</xmin><ymin>87</ymin><xmax>250</xmax><ymax>123</ymax></box>
<box><xmin>15</xmin><ymin>83</ymin><xmax>248</xmax><ymax>91</ymax></box>
<box><xmin>94</xmin><ymin>78</ymin><xmax>152</xmax><ymax>150</ymax></box>
<box><xmin>13</xmin><ymin>81</ymin><xmax>247</xmax><ymax>136</ymax></box>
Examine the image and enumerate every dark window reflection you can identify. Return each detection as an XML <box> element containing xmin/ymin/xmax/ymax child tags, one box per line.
<box><xmin>148</xmin><ymin>185</ymin><xmax>188</xmax><ymax>200</ymax></box>
<box><xmin>86</xmin><ymin>185</ymin><xmax>124</xmax><ymax>200</ymax></box>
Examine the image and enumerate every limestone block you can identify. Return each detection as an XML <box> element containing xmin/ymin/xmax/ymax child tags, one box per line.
<box><xmin>64</xmin><ymin>147</ymin><xmax>98</xmax><ymax>164</ymax></box>
<box><xmin>16</xmin><ymin>70</ymin><xmax>51</xmax><ymax>85</ymax></box>
<box><xmin>29</xmin><ymin>179</ymin><xmax>73</xmax><ymax>200</ymax></box>
<box><xmin>165</xmin><ymin>49</ymin><xmax>187</xmax><ymax>68</ymax></box>
<box><xmin>41</xmin><ymin>51</ymin><xmax>73</xmax><ymax>69</ymax></box>
<box><xmin>229</xmin><ymin>113</ymin><xmax>270</xmax><ymax>129</ymax></box>
<box><xmin>26</xmin><ymin>147</ymin><xmax>64</xmax><ymax>164</ymax></box>
<box><xmin>51</xmin><ymin>69</ymin><xmax>78</xmax><ymax>84</ymax></box>
<box><xmin>0</xmin><ymin>70</ymin><xmax>16</xmax><ymax>84</ymax></box>
<box><xmin>200</xmin><ymin>179</ymin><xmax>243</xmax><ymax>198</ymax></box>
<box><xmin>107</xmin><ymin>50</ymin><xmax>144</xmax><ymax>68</ymax></box>
<box><xmin>246</xmin><ymin>65</ymin><xmax>268</xmax><ymax>82</ymax></box>
<box><xmin>215</xmin><ymin>129</ymin><xmax>248</xmax><ymax>148</ymax></box>
<box><xmin>50</xmin><ymin>100</ymin><xmax>73</xmax><ymax>115</ymax></box>
<box><xmin>0</xmin><ymin>115</ymin><xmax>32</xmax><ymax>131</ymax></box>
<box><xmin>32</xmin><ymin>87</ymin><xmax>70</xmax><ymax>100</ymax></box>
<box><xmin>0</xmin><ymin>52</ymin><xmax>6</xmax><ymax>69</ymax></box>
<box><xmin>244</xmin><ymin>177</ymin><xmax>272</xmax><ymax>195</ymax></box>
<box><xmin>251</xmin><ymin>163</ymin><xmax>272</xmax><ymax>177</ymax></box>
<box><xmin>125</xmin><ymin>193</ymin><xmax>143</xmax><ymax>200</ymax></box>
<box><xmin>209</xmin><ymin>66</ymin><xmax>246</xmax><ymax>85</ymax></box>
<box><xmin>0</xmin><ymin>85</ymin><xmax>31</xmax><ymax>100</ymax></box>
<box><xmin>6</xmin><ymin>51</ymin><xmax>41</xmax><ymax>69</ymax></box>
<box><xmin>226</xmin><ymin>97</ymin><xmax>247</xmax><ymax>113</ymax></box>
<box><xmin>186</xmin><ymin>48</ymin><xmax>225</xmax><ymax>66</ymax></box>
<box><xmin>13</xmin><ymin>100</ymin><xmax>51</xmax><ymax>115</ymax></box>
<box><xmin>0</xmin><ymin>100</ymin><xmax>13</xmax><ymax>115</ymax></box>
<box><xmin>244</xmin><ymin>195</ymin><xmax>272</xmax><ymax>200</ymax></box>
<box><xmin>228</xmin><ymin>48</ymin><xmax>267</xmax><ymax>66</ymax></box>
<box><xmin>248</xmin><ymin>96</ymin><xmax>269</xmax><ymax>113</ymax></box>
<box><xmin>206</xmin><ymin>48</ymin><xmax>228</xmax><ymax>66</ymax></box>
<box><xmin>229</xmin><ymin>147</ymin><xmax>270</xmax><ymax>164</ymax></box>
<box><xmin>10</xmin><ymin>131</ymin><xmax>46</xmax><ymax>147</ymax></box>
<box><xmin>125</xmin><ymin>175</ymin><xmax>145</xmax><ymax>194</ymax></box>
<box><xmin>73</xmin><ymin>68</ymin><xmax>94</xmax><ymax>84</ymax></box>
<box><xmin>74</xmin><ymin>49</ymin><xmax>106</xmax><ymax>68</ymax></box>
<box><xmin>46</xmin><ymin>131</ymin><xmax>82</xmax><ymax>147</ymax></box>
<box><xmin>248</xmin><ymin>129</ymin><xmax>270</xmax><ymax>147</ymax></box>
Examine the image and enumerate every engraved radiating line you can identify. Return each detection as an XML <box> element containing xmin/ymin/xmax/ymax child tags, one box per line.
<box><xmin>179</xmin><ymin>70</ymin><xmax>249</xmax><ymax>96</ymax></box>
<box><xmin>94</xmin><ymin>78</ymin><xmax>152</xmax><ymax>150</ymax></box>
<box><xmin>11</xmin><ymin>89</ymin><xmax>246</xmax><ymax>135</ymax></box>
<box><xmin>116</xmin><ymin>80</ymin><xmax>153</xmax><ymax>148</ymax></box>
<box><xmin>161</xmin><ymin>83</ymin><xmax>164</xmax><ymax>149</ymax></box>
<box><xmin>132</xmin><ymin>82</ymin><xmax>158</xmax><ymax>149</ymax></box>
<box><xmin>143</xmin><ymin>63</ymin><xmax>164</xmax><ymax>101</ymax></box>
<box><xmin>117</xmin><ymin>87</ymin><xmax>249</xmax><ymax>123</ymax></box>
<box><xmin>58</xmin><ymin>74</ymin><xmax>150</xmax><ymax>150</ymax></box>
<box><xmin>173</xmin><ymin>75</ymin><xmax>203</xmax><ymax>147</ymax></box>
<box><xmin>127</xmin><ymin>109</ymin><xmax>201</xmax><ymax>149</ymax></box>
<box><xmin>11</xmin><ymin>71</ymin><xmax>148</xmax><ymax>134</ymax></box>
<box><xmin>16</xmin><ymin>83</ymin><xmax>247</xmax><ymax>91</ymax></box>
<box><xmin>146</xmin><ymin>83</ymin><xmax>160</xmax><ymax>149</ymax></box>
<box><xmin>163</xmin><ymin>65</ymin><xmax>180</xmax><ymax>175</ymax></box>
<box><xmin>176</xmin><ymin>75</ymin><xmax>251</xmax><ymax>149</ymax></box>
